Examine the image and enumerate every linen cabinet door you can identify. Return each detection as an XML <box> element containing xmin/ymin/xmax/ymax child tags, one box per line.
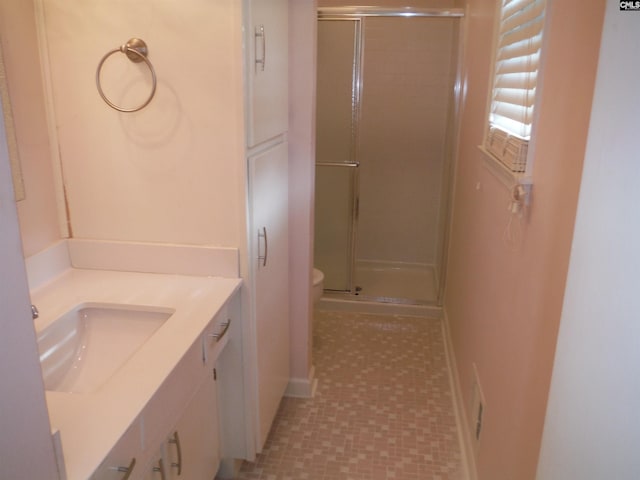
<box><xmin>246</xmin><ymin>0</ymin><xmax>288</xmax><ymax>147</ymax></box>
<box><xmin>249</xmin><ymin>140</ymin><xmax>290</xmax><ymax>450</ymax></box>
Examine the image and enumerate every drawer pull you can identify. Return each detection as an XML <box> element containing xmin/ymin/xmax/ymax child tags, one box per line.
<box><xmin>115</xmin><ymin>457</ymin><xmax>136</xmax><ymax>479</ymax></box>
<box><xmin>152</xmin><ymin>458</ymin><xmax>167</xmax><ymax>480</ymax></box>
<box><xmin>169</xmin><ymin>430</ymin><xmax>183</xmax><ymax>475</ymax></box>
<box><xmin>208</xmin><ymin>319</ymin><xmax>231</xmax><ymax>343</ymax></box>
<box><xmin>255</xmin><ymin>24</ymin><xmax>266</xmax><ymax>72</ymax></box>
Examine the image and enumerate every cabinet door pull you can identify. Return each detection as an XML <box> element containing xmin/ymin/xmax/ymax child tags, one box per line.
<box><xmin>169</xmin><ymin>431</ymin><xmax>183</xmax><ymax>475</ymax></box>
<box><xmin>208</xmin><ymin>319</ymin><xmax>231</xmax><ymax>343</ymax></box>
<box><xmin>115</xmin><ymin>457</ymin><xmax>136</xmax><ymax>479</ymax></box>
<box><xmin>255</xmin><ymin>24</ymin><xmax>266</xmax><ymax>72</ymax></box>
<box><xmin>258</xmin><ymin>227</ymin><xmax>268</xmax><ymax>267</ymax></box>
<box><xmin>152</xmin><ymin>457</ymin><xmax>167</xmax><ymax>480</ymax></box>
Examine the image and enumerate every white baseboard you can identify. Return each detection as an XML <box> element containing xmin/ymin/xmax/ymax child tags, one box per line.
<box><xmin>216</xmin><ymin>458</ymin><xmax>243</xmax><ymax>480</ymax></box>
<box><xmin>285</xmin><ymin>365</ymin><xmax>318</xmax><ymax>398</ymax></box>
<box><xmin>442</xmin><ymin>309</ymin><xmax>478</xmax><ymax>480</ymax></box>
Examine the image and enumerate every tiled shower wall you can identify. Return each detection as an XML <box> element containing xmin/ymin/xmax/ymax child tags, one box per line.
<box><xmin>356</xmin><ymin>17</ymin><xmax>456</xmax><ymax>267</ymax></box>
<box><xmin>318</xmin><ymin>0</ymin><xmax>463</xmax><ymax>7</ymax></box>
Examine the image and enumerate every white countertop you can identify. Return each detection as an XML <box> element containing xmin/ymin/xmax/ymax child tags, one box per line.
<box><xmin>31</xmin><ymin>268</ymin><xmax>242</xmax><ymax>480</ymax></box>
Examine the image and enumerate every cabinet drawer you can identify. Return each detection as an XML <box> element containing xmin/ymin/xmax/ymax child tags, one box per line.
<box><xmin>202</xmin><ymin>304</ymin><xmax>231</xmax><ymax>368</ymax></box>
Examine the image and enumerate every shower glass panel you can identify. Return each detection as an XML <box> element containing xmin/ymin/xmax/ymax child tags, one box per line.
<box><xmin>314</xmin><ymin>166</ymin><xmax>357</xmax><ymax>291</ymax></box>
<box><xmin>314</xmin><ymin>19</ymin><xmax>361</xmax><ymax>292</ymax></box>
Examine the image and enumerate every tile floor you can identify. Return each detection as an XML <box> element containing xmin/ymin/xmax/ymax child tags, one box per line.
<box><xmin>235</xmin><ymin>310</ymin><xmax>464</xmax><ymax>480</ymax></box>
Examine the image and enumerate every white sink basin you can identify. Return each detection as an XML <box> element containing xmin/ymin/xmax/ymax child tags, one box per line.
<box><xmin>37</xmin><ymin>304</ymin><xmax>174</xmax><ymax>394</ymax></box>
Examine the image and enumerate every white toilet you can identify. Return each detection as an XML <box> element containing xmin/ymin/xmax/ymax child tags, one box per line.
<box><xmin>312</xmin><ymin>268</ymin><xmax>324</xmax><ymax>305</ymax></box>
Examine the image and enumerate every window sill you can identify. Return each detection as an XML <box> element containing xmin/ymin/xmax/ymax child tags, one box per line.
<box><xmin>477</xmin><ymin>145</ymin><xmax>533</xmax><ymax>190</ymax></box>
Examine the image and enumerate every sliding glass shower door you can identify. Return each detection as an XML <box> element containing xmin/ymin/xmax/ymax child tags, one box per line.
<box><xmin>315</xmin><ymin>8</ymin><xmax>461</xmax><ymax>305</ymax></box>
<box><xmin>314</xmin><ymin>18</ymin><xmax>361</xmax><ymax>293</ymax></box>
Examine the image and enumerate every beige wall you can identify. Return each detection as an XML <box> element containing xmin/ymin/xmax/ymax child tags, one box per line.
<box><xmin>445</xmin><ymin>0</ymin><xmax>605</xmax><ymax>478</ymax></box>
<box><xmin>0</xmin><ymin>0</ymin><xmax>60</xmax><ymax>257</ymax></box>
<box><xmin>288</xmin><ymin>0</ymin><xmax>317</xmax><ymax>386</ymax></box>
<box><xmin>2</xmin><ymin>0</ymin><xmax>247</xmax><ymax>253</ymax></box>
<box><xmin>39</xmin><ymin>0</ymin><xmax>245</xmax><ymax>247</ymax></box>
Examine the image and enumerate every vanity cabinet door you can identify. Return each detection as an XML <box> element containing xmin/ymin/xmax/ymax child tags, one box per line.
<box><xmin>142</xmin><ymin>451</ymin><xmax>166</xmax><ymax>480</ymax></box>
<box><xmin>91</xmin><ymin>422</ymin><xmax>143</xmax><ymax>480</ymax></box>
<box><xmin>246</xmin><ymin>0</ymin><xmax>288</xmax><ymax>147</ymax></box>
<box><xmin>166</xmin><ymin>373</ymin><xmax>220</xmax><ymax>480</ymax></box>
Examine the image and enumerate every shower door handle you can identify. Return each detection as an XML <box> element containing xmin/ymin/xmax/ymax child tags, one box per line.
<box><xmin>258</xmin><ymin>227</ymin><xmax>268</xmax><ymax>267</ymax></box>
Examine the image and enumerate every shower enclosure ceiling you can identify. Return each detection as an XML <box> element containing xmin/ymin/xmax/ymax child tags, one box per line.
<box><xmin>314</xmin><ymin>7</ymin><xmax>462</xmax><ymax>306</ymax></box>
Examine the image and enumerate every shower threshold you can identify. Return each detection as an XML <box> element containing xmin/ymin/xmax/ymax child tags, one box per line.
<box><xmin>355</xmin><ymin>261</ymin><xmax>439</xmax><ymax>303</ymax></box>
<box><xmin>326</xmin><ymin>290</ymin><xmax>435</xmax><ymax>306</ymax></box>
<box><xmin>319</xmin><ymin>292</ymin><xmax>442</xmax><ymax>318</ymax></box>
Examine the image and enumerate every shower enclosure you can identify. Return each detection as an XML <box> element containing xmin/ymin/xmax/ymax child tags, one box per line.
<box><xmin>314</xmin><ymin>7</ymin><xmax>462</xmax><ymax>305</ymax></box>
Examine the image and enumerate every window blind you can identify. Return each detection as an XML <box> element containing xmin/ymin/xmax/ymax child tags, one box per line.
<box><xmin>485</xmin><ymin>0</ymin><xmax>545</xmax><ymax>172</ymax></box>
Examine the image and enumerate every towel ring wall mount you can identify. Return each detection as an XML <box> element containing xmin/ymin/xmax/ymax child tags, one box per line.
<box><xmin>96</xmin><ymin>38</ymin><xmax>157</xmax><ymax>113</ymax></box>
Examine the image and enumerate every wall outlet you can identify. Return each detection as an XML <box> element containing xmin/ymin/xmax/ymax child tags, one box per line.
<box><xmin>471</xmin><ymin>363</ymin><xmax>486</xmax><ymax>447</ymax></box>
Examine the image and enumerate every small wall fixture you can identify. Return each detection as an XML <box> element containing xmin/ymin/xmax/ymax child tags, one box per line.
<box><xmin>96</xmin><ymin>38</ymin><xmax>157</xmax><ymax>113</ymax></box>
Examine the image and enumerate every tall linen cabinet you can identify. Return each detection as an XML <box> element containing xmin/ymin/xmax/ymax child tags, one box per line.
<box><xmin>243</xmin><ymin>0</ymin><xmax>290</xmax><ymax>456</ymax></box>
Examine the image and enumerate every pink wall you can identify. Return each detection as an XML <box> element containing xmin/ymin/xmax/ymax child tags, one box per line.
<box><xmin>0</xmin><ymin>0</ymin><xmax>60</xmax><ymax>257</ymax></box>
<box><xmin>445</xmin><ymin>1</ymin><xmax>605</xmax><ymax>478</ymax></box>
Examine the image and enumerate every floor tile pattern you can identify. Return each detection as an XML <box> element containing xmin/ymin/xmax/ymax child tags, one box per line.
<box><xmin>235</xmin><ymin>310</ymin><xmax>463</xmax><ymax>480</ymax></box>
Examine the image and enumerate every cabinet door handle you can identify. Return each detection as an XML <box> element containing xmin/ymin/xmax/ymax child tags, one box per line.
<box><xmin>255</xmin><ymin>24</ymin><xmax>266</xmax><ymax>72</ymax></box>
<box><xmin>169</xmin><ymin>430</ymin><xmax>183</xmax><ymax>475</ymax></box>
<box><xmin>116</xmin><ymin>457</ymin><xmax>136</xmax><ymax>480</ymax></box>
<box><xmin>208</xmin><ymin>319</ymin><xmax>231</xmax><ymax>343</ymax></box>
<box><xmin>258</xmin><ymin>227</ymin><xmax>268</xmax><ymax>267</ymax></box>
<box><xmin>152</xmin><ymin>457</ymin><xmax>167</xmax><ymax>480</ymax></box>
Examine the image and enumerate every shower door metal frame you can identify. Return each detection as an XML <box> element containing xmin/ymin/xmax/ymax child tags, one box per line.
<box><xmin>315</xmin><ymin>17</ymin><xmax>363</xmax><ymax>295</ymax></box>
<box><xmin>318</xmin><ymin>7</ymin><xmax>464</xmax><ymax>18</ymax></box>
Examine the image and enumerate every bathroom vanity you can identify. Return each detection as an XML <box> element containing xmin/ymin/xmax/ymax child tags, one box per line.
<box><xmin>5</xmin><ymin>0</ymin><xmax>292</xmax><ymax>475</ymax></box>
<box><xmin>31</xmin><ymin>264</ymin><xmax>243</xmax><ymax>480</ymax></box>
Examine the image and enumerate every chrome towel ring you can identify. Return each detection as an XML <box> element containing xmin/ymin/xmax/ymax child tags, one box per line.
<box><xmin>96</xmin><ymin>38</ymin><xmax>157</xmax><ymax>113</ymax></box>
